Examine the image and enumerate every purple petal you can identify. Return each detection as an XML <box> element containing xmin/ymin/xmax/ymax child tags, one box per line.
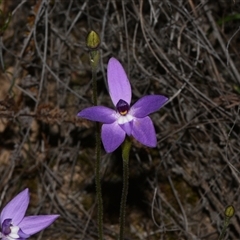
<box><xmin>107</xmin><ymin>57</ymin><xmax>132</xmax><ymax>106</ymax></box>
<box><xmin>1</xmin><ymin>189</ymin><xmax>29</xmax><ymax>226</ymax></box>
<box><xmin>77</xmin><ymin>106</ymin><xmax>117</xmax><ymax>123</ymax></box>
<box><xmin>101</xmin><ymin>122</ymin><xmax>126</xmax><ymax>152</ymax></box>
<box><xmin>131</xmin><ymin>95</ymin><xmax>168</xmax><ymax>118</ymax></box>
<box><xmin>119</xmin><ymin>121</ymin><xmax>133</xmax><ymax>136</ymax></box>
<box><xmin>18</xmin><ymin>228</ymin><xmax>30</xmax><ymax>239</ymax></box>
<box><xmin>132</xmin><ymin>116</ymin><xmax>157</xmax><ymax>147</ymax></box>
<box><xmin>19</xmin><ymin>215</ymin><xmax>59</xmax><ymax>235</ymax></box>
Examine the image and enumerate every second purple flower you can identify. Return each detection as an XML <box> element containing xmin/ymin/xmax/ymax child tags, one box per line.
<box><xmin>0</xmin><ymin>188</ymin><xmax>59</xmax><ymax>240</ymax></box>
<box><xmin>78</xmin><ymin>57</ymin><xmax>168</xmax><ymax>153</ymax></box>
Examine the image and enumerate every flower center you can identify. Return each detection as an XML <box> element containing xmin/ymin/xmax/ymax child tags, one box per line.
<box><xmin>2</xmin><ymin>219</ymin><xmax>12</xmax><ymax>236</ymax></box>
<box><xmin>116</xmin><ymin>99</ymin><xmax>129</xmax><ymax>116</ymax></box>
<box><xmin>1</xmin><ymin>219</ymin><xmax>23</xmax><ymax>239</ymax></box>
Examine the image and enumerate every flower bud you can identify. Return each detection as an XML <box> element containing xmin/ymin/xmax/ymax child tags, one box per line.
<box><xmin>86</xmin><ymin>30</ymin><xmax>100</xmax><ymax>49</ymax></box>
<box><xmin>225</xmin><ymin>205</ymin><xmax>235</xmax><ymax>218</ymax></box>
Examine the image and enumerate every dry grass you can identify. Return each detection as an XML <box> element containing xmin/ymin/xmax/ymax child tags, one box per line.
<box><xmin>0</xmin><ymin>0</ymin><xmax>240</xmax><ymax>239</ymax></box>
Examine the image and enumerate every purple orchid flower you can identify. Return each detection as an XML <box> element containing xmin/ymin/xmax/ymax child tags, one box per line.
<box><xmin>78</xmin><ymin>57</ymin><xmax>168</xmax><ymax>153</ymax></box>
<box><xmin>0</xmin><ymin>188</ymin><xmax>59</xmax><ymax>240</ymax></box>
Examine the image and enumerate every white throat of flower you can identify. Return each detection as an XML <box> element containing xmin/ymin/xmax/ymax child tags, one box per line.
<box><xmin>117</xmin><ymin>113</ymin><xmax>134</xmax><ymax>125</ymax></box>
<box><xmin>1</xmin><ymin>225</ymin><xmax>20</xmax><ymax>240</ymax></box>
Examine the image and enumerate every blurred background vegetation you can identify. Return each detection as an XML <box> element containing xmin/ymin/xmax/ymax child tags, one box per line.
<box><xmin>0</xmin><ymin>0</ymin><xmax>240</xmax><ymax>239</ymax></box>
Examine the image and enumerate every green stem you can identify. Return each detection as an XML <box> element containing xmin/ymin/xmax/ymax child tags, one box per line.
<box><xmin>219</xmin><ymin>218</ymin><xmax>230</xmax><ymax>240</ymax></box>
<box><xmin>95</xmin><ymin>121</ymin><xmax>103</xmax><ymax>240</ymax></box>
<box><xmin>119</xmin><ymin>138</ymin><xmax>132</xmax><ymax>240</ymax></box>
<box><xmin>89</xmin><ymin>49</ymin><xmax>103</xmax><ymax>240</ymax></box>
<box><xmin>90</xmin><ymin>51</ymin><xmax>99</xmax><ymax>106</ymax></box>
<box><xmin>219</xmin><ymin>205</ymin><xmax>235</xmax><ymax>240</ymax></box>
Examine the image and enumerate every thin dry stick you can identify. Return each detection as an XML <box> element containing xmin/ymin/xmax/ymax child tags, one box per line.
<box><xmin>201</xmin><ymin>0</ymin><xmax>240</xmax><ymax>84</ymax></box>
<box><xmin>226</xmin><ymin>26</ymin><xmax>240</xmax><ymax>66</ymax></box>
<box><xmin>121</xmin><ymin>0</ymin><xmax>130</xmax><ymax>74</ymax></box>
<box><xmin>10</xmin><ymin>0</ymin><xmax>48</xmax><ymax>162</ymax></box>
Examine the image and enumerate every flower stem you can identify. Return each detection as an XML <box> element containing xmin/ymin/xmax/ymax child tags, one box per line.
<box><xmin>95</xmin><ymin>121</ymin><xmax>103</xmax><ymax>240</ymax></box>
<box><xmin>92</xmin><ymin>53</ymin><xmax>103</xmax><ymax>239</ymax></box>
<box><xmin>119</xmin><ymin>138</ymin><xmax>132</xmax><ymax>240</ymax></box>
<box><xmin>219</xmin><ymin>205</ymin><xmax>235</xmax><ymax>240</ymax></box>
<box><xmin>87</xmin><ymin>31</ymin><xmax>103</xmax><ymax>240</ymax></box>
<box><xmin>90</xmin><ymin>51</ymin><xmax>100</xmax><ymax>105</ymax></box>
